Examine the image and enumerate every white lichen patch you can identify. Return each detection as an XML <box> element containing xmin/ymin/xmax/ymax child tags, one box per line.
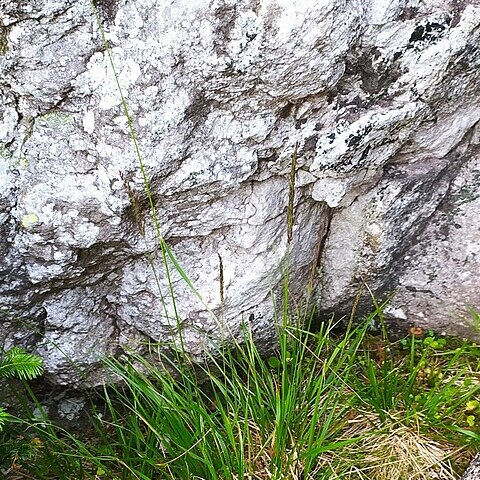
<box><xmin>73</xmin><ymin>50</ymin><xmax>142</xmax><ymax>110</ymax></box>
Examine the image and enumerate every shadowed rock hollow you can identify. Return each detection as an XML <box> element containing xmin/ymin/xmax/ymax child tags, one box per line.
<box><xmin>1</xmin><ymin>0</ymin><xmax>479</xmax><ymax>384</ymax></box>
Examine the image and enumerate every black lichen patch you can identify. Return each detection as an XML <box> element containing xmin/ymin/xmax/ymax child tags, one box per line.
<box><xmin>346</xmin><ymin>125</ymin><xmax>372</xmax><ymax>149</ymax></box>
<box><xmin>346</xmin><ymin>134</ymin><xmax>362</xmax><ymax>148</ymax></box>
<box><xmin>326</xmin><ymin>132</ymin><xmax>336</xmax><ymax>144</ymax></box>
<box><xmin>407</xmin><ymin>20</ymin><xmax>450</xmax><ymax>48</ymax></box>
<box><xmin>93</xmin><ymin>0</ymin><xmax>118</xmax><ymax>23</ymax></box>
<box><xmin>393</xmin><ymin>51</ymin><xmax>402</xmax><ymax>62</ymax></box>
<box><xmin>295</xmin><ymin>118</ymin><xmax>308</xmax><ymax>129</ymax></box>
<box><xmin>360</xmin><ymin>145</ymin><xmax>371</xmax><ymax>161</ymax></box>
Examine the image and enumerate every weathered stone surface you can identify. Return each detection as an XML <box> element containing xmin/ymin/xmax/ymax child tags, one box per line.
<box><xmin>461</xmin><ymin>453</ymin><xmax>480</xmax><ymax>480</ymax></box>
<box><xmin>1</xmin><ymin>0</ymin><xmax>479</xmax><ymax>383</ymax></box>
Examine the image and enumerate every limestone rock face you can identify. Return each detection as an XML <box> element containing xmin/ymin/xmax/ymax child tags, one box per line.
<box><xmin>1</xmin><ymin>0</ymin><xmax>479</xmax><ymax>383</ymax></box>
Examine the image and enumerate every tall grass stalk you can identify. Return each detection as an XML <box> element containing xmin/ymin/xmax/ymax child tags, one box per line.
<box><xmin>89</xmin><ymin>0</ymin><xmax>221</xmax><ymax>357</ymax></box>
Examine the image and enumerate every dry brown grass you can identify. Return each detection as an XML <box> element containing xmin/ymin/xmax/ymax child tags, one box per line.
<box><xmin>316</xmin><ymin>412</ymin><xmax>467</xmax><ymax>480</ymax></box>
<box><xmin>227</xmin><ymin>397</ymin><xmax>475</xmax><ymax>480</ymax></box>
<box><xmin>233</xmin><ymin>421</ymin><xmax>304</xmax><ymax>480</ymax></box>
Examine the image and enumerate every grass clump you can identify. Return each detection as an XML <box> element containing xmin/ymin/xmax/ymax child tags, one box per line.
<box><xmin>1</xmin><ymin>307</ymin><xmax>479</xmax><ymax>480</ymax></box>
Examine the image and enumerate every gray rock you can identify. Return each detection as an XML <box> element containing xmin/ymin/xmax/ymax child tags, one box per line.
<box><xmin>461</xmin><ymin>453</ymin><xmax>480</xmax><ymax>480</ymax></box>
<box><xmin>1</xmin><ymin>0</ymin><xmax>479</xmax><ymax>384</ymax></box>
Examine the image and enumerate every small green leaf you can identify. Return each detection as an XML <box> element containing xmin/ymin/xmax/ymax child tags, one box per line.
<box><xmin>0</xmin><ymin>347</ymin><xmax>44</xmax><ymax>380</ymax></box>
<box><xmin>268</xmin><ymin>356</ymin><xmax>280</xmax><ymax>369</ymax></box>
<box><xmin>0</xmin><ymin>407</ymin><xmax>12</xmax><ymax>431</ymax></box>
<box><xmin>466</xmin><ymin>415</ymin><xmax>476</xmax><ymax>427</ymax></box>
<box><xmin>466</xmin><ymin>400</ymin><xmax>480</xmax><ymax>412</ymax></box>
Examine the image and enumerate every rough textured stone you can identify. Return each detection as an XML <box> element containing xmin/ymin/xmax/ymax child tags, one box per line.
<box><xmin>461</xmin><ymin>453</ymin><xmax>480</xmax><ymax>480</ymax></box>
<box><xmin>1</xmin><ymin>0</ymin><xmax>479</xmax><ymax>384</ymax></box>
